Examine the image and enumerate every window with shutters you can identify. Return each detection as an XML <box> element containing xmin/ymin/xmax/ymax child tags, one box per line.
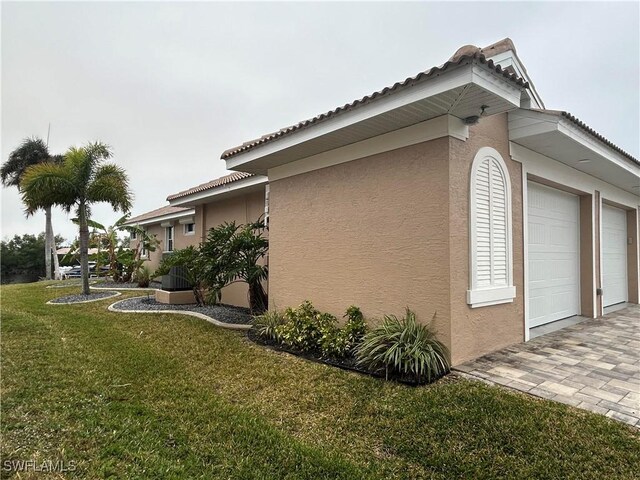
<box><xmin>467</xmin><ymin>147</ymin><xmax>516</xmax><ymax>308</ymax></box>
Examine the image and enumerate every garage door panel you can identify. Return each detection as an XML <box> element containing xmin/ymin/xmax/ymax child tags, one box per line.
<box><xmin>602</xmin><ymin>205</ymin><xmax>628</xmax><ymax>307</ymax></box>
<box><xmin>528</xmin><ymin>182</ymin><xmax>580</xmax><ymax>328</ymax></box>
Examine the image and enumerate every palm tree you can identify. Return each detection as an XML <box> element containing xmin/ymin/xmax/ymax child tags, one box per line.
<box><xmin>1</xmin><ymin>137</ymin><xmax>63</xmax><ymax>280</ymax></box>
<box><xmin>20</xmin><ymin>142</ymin><xmax>132</xmax><ymax>294</ymax></box>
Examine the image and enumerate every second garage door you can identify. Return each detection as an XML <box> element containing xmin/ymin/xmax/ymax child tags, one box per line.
<box><xmin>528</xmin><ymin>182</ymin><xmax>580</xmax><ymax>327</ymax></box>
<box><xmin>602</xmin><ymin>204</ymin><xmax>628</xmax><ymax>307</ymax></box>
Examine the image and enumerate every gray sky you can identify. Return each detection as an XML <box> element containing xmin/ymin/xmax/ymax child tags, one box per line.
<box><xmin>2</xmin><ymin>1</ymin><xmax>639</xmax><ymax>243</ymax></box>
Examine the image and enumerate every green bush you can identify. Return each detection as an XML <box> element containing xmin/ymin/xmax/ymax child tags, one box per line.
<box><xmin>320</xmin><ymin>306</ymin><xmax>367</xmax><ymax>359</ymax></box>
<box><xmin>275</xmin><ymin>301</ymin><xmax>337</xmax><ymax>353</ymax></box>
<box><xmin>136</xmin><ymin>265</ymin><xmax>152</xmax><ymax>288</ymax></box>
<box><xmin>253</xmin><ymin>310</ymin><xmax>285</xmax><ymax>342</ymax></box>
<box><xmin>355</xmin><ymin>309</ymin><xmax>450</xmax><ymax>384</ymax></box>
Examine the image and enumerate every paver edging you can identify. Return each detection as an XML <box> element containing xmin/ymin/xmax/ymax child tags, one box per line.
<box><xmin>107</xmin><ymin>296</ymin><xmax>251</xmax><ymax>331</ymax></box>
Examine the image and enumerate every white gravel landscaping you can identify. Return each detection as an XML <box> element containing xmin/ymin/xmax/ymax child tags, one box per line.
<box><xmin>108</xmin><ymin>296</ymin><xmax>252</xmax><ymax>330</ymax></box>
<box><xmin>47</xmin><ymin>291</ymin><xmax>121</xmax><ymax>304</ymax></box>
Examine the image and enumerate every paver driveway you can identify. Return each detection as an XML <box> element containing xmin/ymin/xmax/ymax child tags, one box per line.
<box><xmin>456</xmin><ymin>305</ymin><xmax>639</xmax><ymax>427</ymax></box>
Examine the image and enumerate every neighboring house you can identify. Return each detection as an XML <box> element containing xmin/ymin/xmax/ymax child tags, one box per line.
<box><xmin>124</xmin><ymin>205</ymin><xmax>196</xmax><ymax>273</ymax></box>
<box><xmin>167</xmin><ymin>171</ymin><xmax>269</xmax><ymax>307</ymax></box>
<box><xmin>219</xmin><ymin>38</ymin><xmax>640</xmax><ymax>366</ymax></box>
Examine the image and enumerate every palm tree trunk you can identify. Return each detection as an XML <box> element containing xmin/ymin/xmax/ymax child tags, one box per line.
<box><xmin>47</xmin><ymin>208</ymin><xmax>61</xmax><ymax>280</ymax></box>
<box><xmin>79</xmin><ymin>203</ymin><xmax>90</xmax><ymax>295</ymax></box>
<box><xmin>52</xmin><ymin>240</ymin><xmax>61</xmax><ymax>280</ymax></box>
<box><xmin>44</xmin><ymin>206</ymin><xmax>53</xmax><ymax>280</ymax></box>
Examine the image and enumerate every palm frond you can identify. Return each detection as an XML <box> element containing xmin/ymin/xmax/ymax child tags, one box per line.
<box><xmin>1</xmin><ymin>137</ymin><xmax>50</xmax><ymax>188</ymax></box>
<box><xmin>86</xmin><ymin>163</ymin><xmax>132</xmax><ymax>213</ymax></box>
<box><xmin>20</xmin><ymin>163</ymin><xmax>77</xmax><ymax>215</ymax></box>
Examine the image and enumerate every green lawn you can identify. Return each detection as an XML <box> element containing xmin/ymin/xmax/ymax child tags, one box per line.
<box><xmin>2</xmin><ymin>282</ymin><xmax>639</xmax><ymax>479</ymax></box>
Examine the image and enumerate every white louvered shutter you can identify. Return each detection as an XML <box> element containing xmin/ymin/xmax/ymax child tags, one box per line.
<box><xmin>469</xmin><ymin>147</ymin><xmax>513</xmax><ymax>306</ymax></box>
<box><xmin>474</xmin><ymin>157</ymin><xmax>509</xmax><ymax>288</ymax></box>
<box><xmin>475</xmin><ymin>159</ymin><xmax>492</xmax><ymax>287</ymax></box>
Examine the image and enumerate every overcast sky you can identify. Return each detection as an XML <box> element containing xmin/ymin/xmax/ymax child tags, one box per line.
<box><xmin>2</xmin><ymin>1</ymin><xmax>638</xmax><ymax>243</ymax></box>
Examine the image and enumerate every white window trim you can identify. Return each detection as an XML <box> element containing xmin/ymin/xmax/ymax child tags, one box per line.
<box><xmin>467</xmin><ymin>146</ymin><xmax>516</xmax><ymax>308</ymax></box>
<box><xmin>164</xmin><ymin>226</ymin><xmax>174</xmax><ymax>253</ymax></box>
<box><xmin>183</xmin><ymin>223</ymin><xmax>195</xmax><ymax>236</ymax></box>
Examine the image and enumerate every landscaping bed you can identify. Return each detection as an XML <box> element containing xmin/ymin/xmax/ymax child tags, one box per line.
<box><xmin>47</xmin><ymin>291</ymin><xmax>120</xmax><ymax>304</ymax></box>
<box><xmin>247</xmin><ymin>327</ymin><xmax>442</xmax><ymax>386</ymax></box>
<box><xmin>110</xmin><ymin>296</ymin><xmax>252</xmax><ymax>325</ymax></box>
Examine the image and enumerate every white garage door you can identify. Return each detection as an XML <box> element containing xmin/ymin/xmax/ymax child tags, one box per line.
<box><xmin>528</xmin><ymin>182</ymin><xmax>580</xmax><ymax>327</ymax></box>
<box><xmin>602</xmin><ymin>204</ymin><xmax>628</xmax><ymax>307</ymax></box>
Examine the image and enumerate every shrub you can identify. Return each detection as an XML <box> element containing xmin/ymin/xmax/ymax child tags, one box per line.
<box><xmin>136</xmin><ymin>265</ymin><xmax>151</xmax><ymax>288</ymax></box>
<box><xmin>320</xmin><ymin>306</ymin><xmax>367</xmax><ymax>359</ymax></box>
<box><xmin>254</xmin><ymin>310</ymin><xmax>285</xmax><ymax>342</ymax></box>
<box><xmin>275</xmin><ymin>301</ymin><xmax>337</xmax><ymax>353</ymax></box>
<box><xmin>355</xmin><ymin>309</ymin><xmax>450</xmax><ymax>384</ymax></box>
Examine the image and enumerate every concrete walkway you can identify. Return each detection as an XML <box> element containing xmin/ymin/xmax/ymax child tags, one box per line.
<box><xmin>456</xmin><ymin>305</ymin><xmax>639</xmax><ymax>427</ymax></box>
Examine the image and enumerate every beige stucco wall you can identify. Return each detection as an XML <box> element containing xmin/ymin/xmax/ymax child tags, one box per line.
<box><xmin>195</xmin><ymin>189</ymin><xmax>267</xmax><ymax>308</ymax></box>
<box><xmin>268</xmin><ymin>114</ymin><xmax>530</xmax><ymax>365</ymax></box>
<box><xmin>627</xmin><ymin>208</ymin><xmax>639</xmax><ymax>304</ymax></box>
<box><xmin>579</xmin><ymin>195</ymin><xmax>595</xmax><ymax>317</ymax></box>
<box><xmin>447</xmin><ymin>114</ymin><xmax>524</xmax><ymax>365</ymax></box>
<box><xmin>269</xmin><ymin>137</ymin><xmax>453</xmax><ymax>350</ymax></box>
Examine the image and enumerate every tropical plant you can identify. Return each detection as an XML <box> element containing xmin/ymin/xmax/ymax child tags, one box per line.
<box><xmin>20</xmin><ymin>142</ymin><xmax>132</xmax><ymax>295</ymax></box>
<box><xmin>120</xmin><ymin>226</ymin><xmax>160</xmax><ymax>283</ymax></box>
<box><xmin>136</xmin><ymin>265</ymin><xmax>152</xmax><ymax>288</ymax></box>
<box><xmin>225</xmin><ymin>219</ymin><xmax>269</xmax><ymax>314</ymax></box>
<box><xmin>200</xmin><ymin>219</ymin><xmax>269</xmax><ymax>313</ymax></box>
<box><xmin>275</xmin><ymin>301</ymin><xmax>338</xmax><ymax>353</ymax></box>
<box><xmin>355</xmin><ymin>309</ymin><xmax>450</xmax><ymax>384</ymax></box>
<box><xmin>321</xmin><ymin>306</ymin><xmax>368</xmax><ymax>358</ymax></box>
<box><xmin>1</xmin><ymin>137</ymin><xmax>64</xmax><ymax>280</ymax></box>
<box><xmin>253</xmin><ymin>310</ymin><xmax>285</xmax><ymax>342</ymax></box>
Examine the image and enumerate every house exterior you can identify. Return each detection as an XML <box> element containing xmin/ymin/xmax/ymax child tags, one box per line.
<box><xmin>219</xmin><ymin>38</ymin><xmax>639</xmax><ymax>366</ymax></box>
<box><xmin>125</xmin><ymin>205</ymin><xmax>196</xmax><ymax>273</ymax></box>
<box><xmin>126</xmin><ymin>172</ymin><xmax>268</xmax><ymax>308</ymax></box>
<box><xmin>166</xmin><ymin>172</ymin><xmax>268</xmax><ymax>307</ymax></box>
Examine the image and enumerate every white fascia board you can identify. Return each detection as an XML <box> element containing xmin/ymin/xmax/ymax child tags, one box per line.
<box><xmin>470</xmin><ymin>66</ymin><xmax>521</xmax><ymax>107</ymax></box>
<box><xmin>269</xmin><ymin>115</ymin><xmax>468</xmax><ymax>182</ymax></box>
<box><xmin>557</xmin><ymin>119</ymin><xmax>639</xmax><ymax>178</ymax></box>
<box><xmin>510</xmin><ymin>109</ymin><xmax>640</xmax><ymax>178</ymax></box>
<box><xmin>225</xmin><ymin>62</ymin><xmax>524</xmax><ymax>171</ymax></box>
<box><xmin>168</xmin><ymin>176</ymin><xmax>268</xmax><ymax>207</ymax></box>
<box><xmin>510</xmin><ymin>142</ymin><xmax>639</xmax><ymax>208</ymax></box>
<box><xmin>129</xmin><ymin>209</ymin><xmax>196</xmax><ymax>227</ymax></box>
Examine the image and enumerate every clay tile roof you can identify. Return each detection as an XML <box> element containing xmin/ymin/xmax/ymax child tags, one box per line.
<box><xmin>221</xmin><ymin>50</ymin><xmax>529</xmax><ymax>160</ymax></box>
<box><xmin>125</xmin><ymin>205</ymin><xmax>192</xmax><ymax>224</ymax></box>
<box><xmin>537</xmin><ymin>109</ymin><xmax>639</xmax><ymax>166</ymax></box>
<box><xmin>166</xmin><ymin>171</ymin><xmax>254</xmax><ymax>201</ymax></box>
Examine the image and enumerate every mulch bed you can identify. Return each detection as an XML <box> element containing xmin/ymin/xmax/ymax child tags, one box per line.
<box><xmin>247</xmin><ymin>328</ymin><xmax>446</xmax><ymax>386</ymax></box>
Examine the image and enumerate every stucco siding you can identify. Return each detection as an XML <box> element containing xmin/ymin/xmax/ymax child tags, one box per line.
<box><xmin>448</xmin><ymin>114</ymin><xmax>525</xmax><ymax>365</ymax></box>
<box><xmin>269</xmin><ymin>138</ymin><xmax>452</xmax><ymax>349</ymax></box>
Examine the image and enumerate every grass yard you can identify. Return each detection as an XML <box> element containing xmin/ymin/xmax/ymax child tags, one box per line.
<box><xmin>2</xmin><ymin>282</ymin><xmax>639</xmax><ymax>479</ymax></box>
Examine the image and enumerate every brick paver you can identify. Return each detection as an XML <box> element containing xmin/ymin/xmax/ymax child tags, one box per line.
<box><xmin>456</xmin><ymin>305</ymin><xmax>639</xmax><ymax>427</ymax></box>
